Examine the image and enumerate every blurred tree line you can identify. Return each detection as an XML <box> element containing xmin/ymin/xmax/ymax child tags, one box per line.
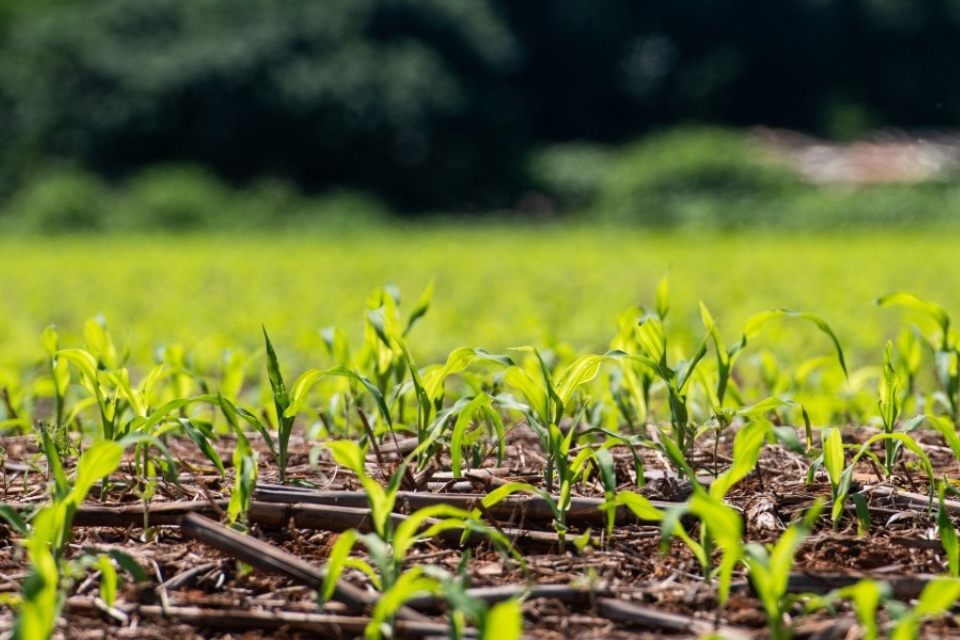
<box><xmin>2</xmin><ymin>0</ymin><xmax>960</xmax><ymax>213</ymax></box>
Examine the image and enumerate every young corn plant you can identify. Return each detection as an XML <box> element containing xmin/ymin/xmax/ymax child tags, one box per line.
<box><xmin>819</xmin><ymin>425</ymin><xmax>936</xmax><ymax>528</ymax></box>
<box><xmin>612</xmin><ymin>419</ymin><xmax>771</xmax><ymax>605</ymax></box>
<box><xmin>262</xmin><ymin>327</ymin><xmax>297</xmax><ymax>482</ymax></box>
<box><xmin>937</xmin><ymin>481</ymin><xmax>959</xmax><ymax>577</ymax></box>
<box><xmin>5</xmin><ymin>438</ymin><xmax>129</xmax><ymax>639</ymax></box>
<box><xmin>218</xmin><ymin>395</ymin><xmax>259</xmax><ymax>527</ymax></box>
<box><xmin>805</xmin><ymin>579</ymin><xmax>887</xmax><ymax>640</ymax></box>
<box><xmin>321</xmin><ymin>439</ymin><xmax>518</xmax><ymax>639</ymax></box>
<box><xmin>628</xmin><ymin>313</ymin><xmax>710</xmax><ymax>455</ymax></box>
<box><xmin>503</xmin><ymin>347</ymin><xmax>646</xmax><ymax>497</ymax></box>
<box><xmin>265</xmin><ymin>320</ymin><xmax>410</xmax><ymax>481</ymax></box>
<box><xmin>878</xmin><ymin>341</ymin><xmax>909</xmax><ymax>475</ymax></box>
<box><xmin>877</xmin><ymin>292</ymin><xmax>959</xmax><ymax>424</ymax></box>
<box><xmin>700</xmin><ymin>303</ymin><xmax>848</xmax><ymax>413</ymax></box>
<box><xmin>743</xmin><ymin>501</ymin><xmax>823</xmax><ymax>640</ymax></box>
<box><xmin>888</xmin><ymin>577</ymin><xmax>960</xmax><ymax>640</ymax></box>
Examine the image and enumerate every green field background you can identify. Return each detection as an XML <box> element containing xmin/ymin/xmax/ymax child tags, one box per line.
<box><xmin>1</xmin><ymin>227</ymin><xmax>957</xmax><ymax>372</ymax></box>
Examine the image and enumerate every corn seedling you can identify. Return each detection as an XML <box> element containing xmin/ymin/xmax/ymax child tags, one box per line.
<box><xmin>820</xmin><ymin>426</ymin><xmax>936</xmax><ymax>527</ymax></box>
<box><xmin>805</xmin><ymin>579</ymin><xmax>888</xmax><ymax>640</ymax></box>
<box><xmin>321</xmin><ymin>442</ymin><xmax>517</xmax><ymax>638</ymax></box>
<box><xmin>7</xmin><ymin>438</ymin><xmax>129</xmax><ymax>639</ymax></box>
<box><xmin>877</xmin><ymin>292</ymin><xmax>959</xmax><ymax>424</ymax></box>
<box><xmin>889</xmin><ymin>577</ymin><xmax>960</xmax><ymax>640</ymax></box>
<box><xmin>744</xmin><ymin>501</ymin><xmax>823</xmax><ymax>640</ymax></box>
<box><xmin>262</xmin><ymin>327</ymin><xmax>296</xmax><ymax>482</ymax></box>
<box><xmin>878</xmin><ymin>341</ymin><xmax>906</xmax><ymax>474</ymax></box>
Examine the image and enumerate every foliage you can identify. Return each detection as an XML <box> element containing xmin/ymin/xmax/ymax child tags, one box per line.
<box><xmin>6</xmin><ymin>279</ymin><xmax>960</xmax><ymax>635</ymax></box>
<box><xmin>7</xmin><ymin>0</ymin><xmax>960</xmax><ymax>211</ymax></box>
<box><xmin>0</xmin><ymin>0</ymin><xmax>523</xmax><ymax>210</ymax></box>
<box><xmin>594</xmin><ymin>128</ymin><xmax>799</xmax><ymax>227</ymax></box>
<box><xmin>0</xmin><ymin>164</ymin><xmax>388</xmax><ymax>234</ymax></box>
<box><xmin>744</xmin><ymin>502</ymin><xmax>823</xmax><ymax>640</ymax></box>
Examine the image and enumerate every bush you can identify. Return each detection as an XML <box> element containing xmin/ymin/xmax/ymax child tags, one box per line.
<box><xmin>119</xmin><ymin>165</ymin><xmax>241</xmax><ymax>232</ymax></box>
<box><xmin>0</xmin><ymin>0</ymin><xmax>524</xmax><ymax>211</ymax></box>
<box><xmin>0</xmin><ymin>165</ymin><xmax>390</xmax><ymax>234</ymax></box>
<box><xmin>0</xmin><ymin>169</ymin><xmax>114</xmax><ymax>233</ymax></box>
<box><xmin>593</xmin><ymin>127</ymin><xmax>801</xmax><ymax>227</ymax></box>
<box><xmin>526</xmin><ymin>143</ymin><xmax>616</xmax><ymax>211</ymax></box>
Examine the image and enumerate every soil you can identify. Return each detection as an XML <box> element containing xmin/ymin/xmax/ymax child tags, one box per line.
<box><xmin>1</xmin><ymin>423</ymin><xmax>959</xmax><ymax>639</ymax></box>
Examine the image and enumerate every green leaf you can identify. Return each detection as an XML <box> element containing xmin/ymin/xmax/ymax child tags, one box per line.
<box><xmin>612</xmin><ymin>492</ymin><xmax>664</xmax><ymax>522</ymax></box>
<box><xmin>876</xmin><ymin>292</ymin><xmax>951</xmax><ymax>341</ymax></box>
<box><xmin>320</xmin><ymin>326</ymin><xmax>351</xmax><ymax>367</ymax></box>
<box><xmin>0</xmin><ymin>504</ymin><xmax>27</xmax><ymax>534</ymax></box>
<box><xmin>836</xmin><ymin>580</ymin><xmax>885</xmax><ymax>640</ymax></box>
<box><xmin>852</xmin><ymin>492</ymin><xmax>871</xmax><ymax>537</ymax></box>
<box><xmin>41</xmin><ymin>325</ymin><xmax>59</xmax><ymax>357</ymax></box>
<box><xmin>504</xmin><ymin>366</ymin><xmax>548</xmax><ymax>427</ymax></box>
<box><xmin>483</xmin><ymin>599</ymin><xmax>523</xmax><ymax>640</ymax></box>
<box><xmin>97</xmin><ymin>555</ymin><xmax>118</xmax><ymax>607</ymax></box>
<box><xmin>928</xmin><ymin>415</ymin><xmax>960</xmax><ymax>463</ymax></box>
<box><xmin>823</xmin><ymin>427</ymin><xmax>844</xmax><ymax>489</ymax></box>
<box><xmin>450</xmin><ymin>394</ymin><xmax>494</xmax><ymax>477</ymax></box>
<box><xmin>40</xmin><ymin>430</ymin><xmax>69</xmax><ymax>500</ymax></box>
<box><xmin>742</xmin><ymin>309</ymin><xmax>848</xmax><ymax>378</ymax></box>
<box><xmin>324</xmin><ymin>365</ymin><xmax>395</xmax><ymax>431</ymax></box>
<box><xmin>70</xmin><ymin>440</ymin><xmax>124</xmax><ymax>504</ymax></box>
<box><xmin>939</xmin><ymin>484</ymin><xmax>959</xmax><ymax>577</ymax></box>
<box><xmin>55</xmin><ymin>348</ymin><xmax>100</xmax><ymax>387</ymax></box>
<box><xmin>635</xmin><ymin>317</ymin><xmax>667</xmax><ymax>367</ymax></box>
<box><xmin>689</xmin><ymin>490</ymin><xmax>744</xmax><ymax>604</ymax></box>
<box><xmin>321</xmin><ymin>529</ymin><xmax>357</xmax><ymax>603</ymax></box>
<box><xmin>914</xmin><ymin>577</ymin><xmax>960</xmax><ymax>617</ymax></box>
<box><xmin>326</xmin><ymin>440</ymin><xmax>395</xmax><ymax>538</ymax></box>
<box><xmin>657</xmin><ymin>428</ymin><xmax>698</xmax><ymax>484</ymax></box>
<box><xmin>655</xmin><ymin>273</ymin><xmax>670</xmax><ymax>320</ymax></box>
<box><xmin>710</xmin><ymin>420</ymin><xmax>768</xmax><ymax>499</ymax></box>
<box><xmin>480</xmin><ymin>482</ymin><xmax>562</xmax><ymax>523</ymax></box>
<box><xmin>178</xmin><ymin>418</ymin><xmax>225</xmax><ymax>477</ymax></box>
<box><xmin>421</xmin><ymin>348</ymin><xmax>513</xmax><ymax>403</ymax></box>
<box><xmin>770</xmin><ymin>425</ymin><xmax>805</xmax><ymax>455</ymax></box>
<box><xmin>403</xmin><ymin>280</ymin><xmax>434</xmax><ymax>336</ymax></box>
<box><xmin>263</xmin><ymin>326</ymin><xmax>293</xmax><ymax>480</ymax></box>
<box><xmin>367</xmin><ymin>568</ymin><xmax>440</xmax><ymax>640</ymax></box>
<box><xmin>219</xmin><ymin>394</ymin><xmax>276</xmax><ymax>459</ymax></box>
<box><xmin>555</xmin><ymin>354</ymin><xmax>607</xmax><ymax>408</ymax></box>
<box><xmin>852</xmin><ymin>433</ymin><xmax>936</xmax><ymax>502</ymax></box>
<box><xmin>879</xmin><ymin>341</ymin><xmax>903</xmax><ymax>431</ymax></box>
<box><xmin>392</xmin><ymin>504</ymin><xmax>475</xmax><ymax>561</ymax></box>
<box><xmin>286</xmin><ymin>368</ymin><xmax>325</xmax><ymax>417</ymax></box>
<box><xmin>108</xmin><ymin>549</ymin><xmax>150</xmax><ymax>583</ymax></box>
<box><xmin>737</xmin><ymin>396</ymin><xmax>794</xmax><ymax>418</ymax></box>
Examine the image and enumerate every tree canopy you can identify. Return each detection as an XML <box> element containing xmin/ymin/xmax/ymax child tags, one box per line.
<box><xmin>2</xmin><ymin>0</ymin><xmax>960</xmax><ymax>210</ymax></box>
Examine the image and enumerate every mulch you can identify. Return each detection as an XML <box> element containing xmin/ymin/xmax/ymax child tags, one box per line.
<box><xmin>1</xmin><ymin>424</ymin><xmax>959</xmax><ymax>639</ymax></box>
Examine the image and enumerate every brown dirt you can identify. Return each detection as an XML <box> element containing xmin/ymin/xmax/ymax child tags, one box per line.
<box><xmin>1</xmin><ymin>424</ymin><xmax>959</xmax><ymax>639</ymax></box>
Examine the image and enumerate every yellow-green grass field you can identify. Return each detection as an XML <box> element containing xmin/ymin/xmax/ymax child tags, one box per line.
<box><xmin>0</xmin><ymin>225</ymin><xmax>957</xmax><ymax>373</ymax></box>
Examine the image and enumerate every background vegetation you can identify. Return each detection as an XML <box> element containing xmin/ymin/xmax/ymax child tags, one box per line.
<box><xmin>2</xmin><ymin>229</ymin><xmax>957</xmax><ymax>379</ymax></box>
<box><xmin>3</xmin><ymin>0</ymin><xmax>960</xmax><ymax>221</ymax></box>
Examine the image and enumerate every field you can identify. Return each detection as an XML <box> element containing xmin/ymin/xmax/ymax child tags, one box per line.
<box><xmin>4</xmin><ymin>227</ymin><xmax>960</xmax><ymax>638</ymax></box>
<box><xmin>3</xmin><ymin>227</ymin><xmax>960</xmax><ymax>364</ymax></box>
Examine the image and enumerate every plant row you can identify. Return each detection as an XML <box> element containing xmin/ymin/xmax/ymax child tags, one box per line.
<box><xmin>3</xmin><ymin>282</ymin><xmax>960</xmax><ymax>638</ymax></box>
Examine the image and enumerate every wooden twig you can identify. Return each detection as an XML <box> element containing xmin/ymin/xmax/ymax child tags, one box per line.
<box><xmin>867</xmin><ymin>485</ymin><xmax>942</xmax><ymax>513</ymax></box>
<box><xmin>733</xmin><ymin>570</ymin><xmax>939</xmax><ymax>602</ymax></box>
<box><xmin>180</xmin><ymin>512</ymin><xmax>432</xmax><ymax>623</ymax></box>
<box><xmin>597</xmin><ymin>598</ymin><xmax>752</xmax><ymax>639</ymax></box>
<box><xmin>405</xmin><ymin>583</ymin><xmax>604</xmax><ymax>610</ymax></box>
<box><xmin>3</xmin><ymin>498</ymin><xmax>568</xmax><ymax>551</ymax></box>
<box><xmin>253</xmin><ymin>485</ymin><xmax>669</xmax><ymax>526</ymax></box>
<box><xmin>65</xmin><ymin>597</ymin><xmax>463</xmax><ymax>638</ymax></box>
